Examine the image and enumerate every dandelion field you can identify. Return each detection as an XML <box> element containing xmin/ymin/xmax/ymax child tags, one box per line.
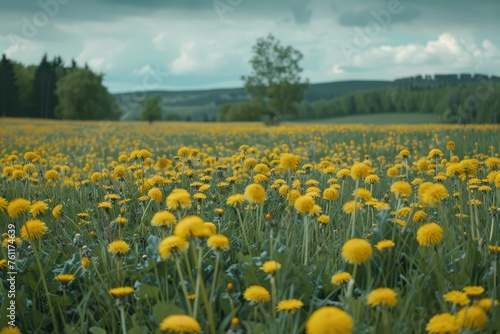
<box><xmin>1</xmin><ymin>118</ymin><xmax>500</xmax><ymax>334</ymax></box>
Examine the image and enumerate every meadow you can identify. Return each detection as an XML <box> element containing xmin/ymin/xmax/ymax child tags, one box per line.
<box><xmin>0</xmin><ymin>118</ymin><xmax>500</xmax><ymax>334</ymax></box>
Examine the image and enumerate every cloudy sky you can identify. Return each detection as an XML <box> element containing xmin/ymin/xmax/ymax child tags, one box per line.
<box><xmin>1</xmin><ymin>0</ymin><xmax>499</xmax><ymax>93</ymax></box>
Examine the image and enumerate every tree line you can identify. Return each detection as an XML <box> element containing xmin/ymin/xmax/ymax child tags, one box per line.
<box><xmin>0</xmin><ymin>53</ymin><xmax>120</xmax><ymax>120</ymax></box>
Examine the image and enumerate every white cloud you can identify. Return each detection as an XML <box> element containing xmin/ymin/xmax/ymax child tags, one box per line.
<box><xmin>76</xmin><ymin>39</ymin><xmax>128</xmax><ymax>72</ymax></box>
<box><xmin>132</xmin><ymin>64</ymin><xmax>154</xmax><ymax>76</ymax></box>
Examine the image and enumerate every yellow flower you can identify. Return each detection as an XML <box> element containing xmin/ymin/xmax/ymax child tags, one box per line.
<box><xmin>350</xmin><ymin>162</ymin><xmax>370</xmax><ymax>180</ymax></box>
<box><xmin>7</xmin><ymin>198</ymin><xmax>30</xmax><ymax>218</ymax></box>
<box><xmin>444</xmin><ymin>291</ymin><xmax>470</xmax><ymax>306</ymax></box>
<box><xmin>0</xmin><ymin>259</ymin><xmax>7</xmax><ymax>270</ymax></box>
<box><xmin>418</xmin><ymin>183</ymin><xmax>449</xmax><ymax>207</ymax></box>
<box><xmin>342</xmin><ymin>200</ymin><xmax>363</xmax><ymax>214</ymax></box>
<box><xmin>367</xmin><ymin>287</ymin><xmax>398</xmax><ymax>307</ymax></box>
<box><xmin>207</xmin><ymin>234</ymin><xmax>229</xmax><ymax>250</ymax></box>
<box><xmin>0</xmin><ymin>326</ymin><xmax>22</xmax><ymax>334</ymax></box>
<box><xmin>476</xmin><ymin>298</ymin><xmax>499</xmax><ymax>310</ymax></box>
<box><xmin>323</xmin><ymin>188</ymin><xmax>339</xmax><ymax>201</ymax></box>
<box><xmin>390</xmin><ymin>181</ymin><xmax>412</xmax><ymax>197</ymax></box>
<box><xmin>82</xmin><ymin>257</ymin><xmax>90</xmax><ymax>270</ymax></box>
<box><xmin>0</xmin><ymin>197</ymin><xmax>8</xmax><ymax>212</ymax></box>
<box><xmin>417</xmin><ymin>223</ymin><xmax>443</xmax><ymax>246</ymax></box>
<box><xmin>331</xmin><ymin>272</ymin><xmax>351</xmax><ymax>285</ymax></box>
<box><xmin>148</xmin><ymin>187</ymin><xmax>163</xmax><ymax>202</ymax></box>
<box><xmin>98</xmin><ymin>201</ymin><xmax>112</xmax><ymax>210</ymax></box>
<box><xmin>243</xmin><ymin>285</ymin><xmax>271</xmax><ymax>303</ymax></box>
<box><xmin>166</xmin><ymin>188</ymin><xmax>192</xmax><ymax>210</ymax></box>
<box><xmin>54</xmin><ymin>274</ymin><xmax>75</xmax><ymax>285</ymax></box>
<box><xmin>463</xmin><ymin>286</ymin><xmax>484</xmax><ymax>297</ymax></box>
<box><xmin>399</xmin><ymin>149</ymin><xmax>410</xmax><ymax>158</ymax></box>
<box><xmin>426</xmin><ymin>313</ymin><xmax>460</xmax><ymax>334</ymax></box>
<box><xmin>158</xmin><ymin>235</ymin><xmax>189</xmax><ymax>259</ymax></box>
<box><xmin>52</xmin><ymin>204</ymin><xmax>63</xmax><ymax>219</ymax></box>
<box><xmin>317</xmin><ymin>214</ymin><xmax>329</xmax><ymax>224</ymax></box>
<box><xmin>412</xmin><ymin>210</ymin><xmax>427</xmax><ymax>223</ymax></box>
<box><xmin>280</xmin><ymin>153</ymin><xmax>301</xmax><ymax>170</ymax></box>
<box><xmin>456</xmin><ymin>305</ymin><xmax>488</xmax><ymax>330</ymax></box>
<box><xmin>306</xmin><ymin>306</ymin><xmax>353</xmax><ymax>334</ymax></box>
<box><xmin>160</xmin><ymin>314</ymin><xmax>201</xmax><ymax>333</ymax></box>
<box><xmin>276</xmin><ymin>299</ymin><xmax>304</xmax><ymax>313</ymax></box>
<box><xmin>29</xmin><ymin>200</ymin><xmax>48</xmax><ymax>217</ymax></box>
<box><xmin>44</xmin><ymin>169</ymin><xmax>60</xmax><ymax>181</ymax></box>
<box><xmin>174</xmin><ymin>215</ymin><xmax>210</xmax><ymax>238</ymax></box>
<box><xmin>244</xmin><ymin>183</ymin><xmax>266</xmax><ymax>204</ymax></box>
<box><xmin>294</xmin><ymin>195</ymin><xmax>315</xmax><ymax>214</ymax></box>
<box><xmin>364</xmin><ymin>174</ymin><xmax>380</xmax><ymax>184</ymax></box>
<box><xmin>20</xmin><ymin>219</ymin><xmax>48</xmax><ymax>240</ymax></box>
<box><xmin>342</xmin><ymin>238</ymin><xmax>372</xmax><ymax>265</ymax></box>
<box><xmin>227</xmin><ymin>194</ymin><xmax>246</xmax><ymax>206</ymax></box>
<box><xmin>108</xmin><ymin>286</ymin><xmax>134</xmax><ymax>298</ymax></box>
<box><xmin>151</xmin><ymin>210</ymin><xmax>177</xmax><ymax>227</ymax></box>
<box><xmin>108</xmin><ymin>240</ymin><xmax>130</xmax><ymax>255</ymax></box>
<box><xmin>260</xmin><ymin>260</ymin><xmax>281</xmax><ymax>275</ymax></box>
<box><xmin>428</xmin><ymin>149</ymin><xmax>444</xmax><ymax>159</ymax></box>
<box><xmin>375</xmin><ymin>239</ymin><xmax>395</xmax><ymax>251</ymax></box>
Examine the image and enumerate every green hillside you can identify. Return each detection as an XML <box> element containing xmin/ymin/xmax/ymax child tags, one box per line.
<box><xmin>299</xmin><ymin>113</ymin><xmax>442</xmax><ymax>124</ymax></box>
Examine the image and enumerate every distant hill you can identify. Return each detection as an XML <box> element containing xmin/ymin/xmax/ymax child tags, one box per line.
<box><xmin>114</xmin><ymin>73</ymin><xmax>500</xmax><ymax>121</ymax></box>
<box><xmin>114</xmin><ymin>80</ymin><xmax>390</xmax><ymax>121</ymax></box>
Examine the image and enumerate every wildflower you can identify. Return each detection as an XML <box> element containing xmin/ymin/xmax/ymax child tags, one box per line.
<box><xmin>227</xmin><ymin>194</ymin><xmax>245</xmax><ymax>206</ymax></box>
<box><xmin>44</xmin><ymin>169</ymin><xmax>60</xmax><ymax>181</ymax></box>
<box><xmin>204</xmin><ymin>222</ymin><xmax>216</xmax><ymax>235</ymax></box>
<box><xmin>365</xmin><ymin>174</ymin><xmax>380</xmax><ymax>184</ymax></box>
<box><xmin>417</xmin><ymin>223</ymin><xmax>443</xmax><ymax>246</ymax></box>
<box><xmin>0</xmin><ymin>326</ymin><xmax>22</xmax><ymax>334</ymax></box>
<box><xmin>317</xmin><ymin>215</ymin><xmax>329</xmax><ymax>224</ymax></box>
<box><xmin>323</xmin><ymin>188</ymin><xmax>339</xmax><ymax>200</ymax></box>
<box><xmin>108</xmin><ymin>286</ymin><xmax>134</xmax><ymax>298</ymax></box>
<box><xmin>98</xmin><ymin>201</ymin><xmax>112</xmax><ymax>210</ymax></box>
<box><xmin>112</xmin><ymin>165</ymin><xmax>126</xmax><ymax>179</ymax></box>
<box><xmin>354</xmin><ymin>188</ymin><xmax>372</xmax><ymax>201</ymax></box>
<box><xmin>0</xmin><ymin>197</ymin><xmax>8</xmax><ymax>212</ymax></box>
<box><xmin>350</xmin><ymin>162</ymin><xmax>370</xmax><ymax>180</ymax></box>
<box><xmin>244</xmin><ymin>285</ymin><xmax>271</xmax><ymax>303</ymax></box>
<box><xmin>412</xmin><ymin>210</ymin><xmax>428</xmax><ymax>223</ymax></box>
<box><xmin>166</xmin><ymin>189</ymin><xmax>192</xmax><ymax>210</ymax></box>
<box><xmin>21</xmin><ymin>219</ymin><xmax>48</xmax><ymax>240</ymax></box>
<box><xmin>399</xmin><ymin>149</ymin><xmax>410</xmax><ymax>159</ymax></box>
<box><xmin>52</xmin><ymin>204</ymin><xmax>63</xmax><ymax>219</ymax></box>
<box><xmin>244</xmin><ymin>183</ymin><xmax>266</xmax><ymax>204</ymax></box>
<box><xmin>151</xmin><ymin>210</ymin><xmax>177</xmax><ymax>227</ymax></box>
<box><xmin>207</xmin><ymin>234</ymin><xmax>229</xmax><ymax>250</ymax></box>
<box><xmin>160</xmin><ymin>314</ymin><xmax>201</xmax><ymax>333</ymax></box>
<box><xmin>260</xmin><ymin>260</ymin><xmax>281</xmax><ymax>275</ymax></box>
<box><xmin>426</xmin><ymin>313</ymin><xmax>460</xmax><ymax>334</ymax></box>
<box><xmin>463</xmin><ymin>286</ymin><xmax>484</xmax><ymax>297</ymax></box>
<box><xmin>375</xmin><ymin>240</ymin><xmax>395</xmax><ymax>251</ymax></box>
<box><xmin>148</xmin><ymin>188</ymin><xmax>163</xmax><ymax>201</ymax></box>
<box><xmin>277</xmin><ymin>299</ymin><xmax>304</xmax><ymax>313</ymax></box>
<box><xmin>175</xmin><ymin>215</ymin><xmax>210</xmax><ymax>238</ymax></box>
<box><xmin>428</xmin><ymin>149</ymin><xmax>444</xmax><ymax>159</ymax></box>
<box><xmin>108</xmin><ymin>240</ymin><xmax>130</xmax><ymax>255</ymax></box>
<box><xmin>7</xmin><ymin>198</ymin><xmax>30</xmax><ymax>218</ymax></box>
<box><xmin>115</xmin><ymin>217</ymin><xmax>127</xmax><ymax>224</ymax></box>
<box><xmin>367</xmin><ymin>287</ymin><xmax>398</xmax><ymax>307</ymax></box>
<box><xmin>294</xmin><ymin>195</ymin><xmax>315</xmax><ymax>214</ymax></box>
<box><xmin>418</xmin><ymin>182</ymin><xmax>449</xmax><ymax>207</ymax></box>
<box><xmin>444</xmin><ymin>291</ymin><xmax>470</xmax><ymax>306</ymax></box>
<box><xmin>390</xmin><ymin>181</ymin><xmax>412</xmax><ymax>197</ymax></box>
<box><xmin>30</xmin><ymin>201</ymin><xmax>48</xmax><ymax>217</ymax></box>
<box><xmin>306</xmin><ymin>306</ymin><xmax>353</xmax><ymax>334</ymax></box>
<box><xmin>54</xmin><ymin>274</ymin><xmax>75</xmax><ymax>285</ymax></box>
<box><xmin>331</xmin><ymin>272</ymin><xmax>351</xmax><ymax>285</ymax></box>
<box><xmin>82</xmin><ymin>257</ymin><xmax>90</xmax><ymax>270</ymax></box>
<box><xmin>342</xmin><ymin>238</ymin><xmax>372</xmax><ymax>265</ymax></box>
<box><xmin>456</xmin><ymin>305</ymin><xmax>488</xmax><ymax>330</ymax></box>
<box><xmin>158</xmin><ymin>236</ymin><xmax>189</xmax><ymax>259</ymax></box>
<box><xmin>280</xmin><ymin>153</ymin><xmax>301</xmax><ymax>170</ymax></box>
<box><xmin>476</xmin><ymin>298</ymin><xmax>499</xmax><ymax>310</ymax></box>
<box><xmin>343</xmin><ymin>200</ymin><xmax>363</xmax><ymax>214</ymax></box>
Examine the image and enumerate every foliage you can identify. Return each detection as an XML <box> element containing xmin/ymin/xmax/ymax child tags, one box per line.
<box><xmin>0</xmin><ymin>54</ymin><xmax>19</xmax><ymax>117</ymax></box>
<box><xmin>242</xmin><ymin>34</ymin><xmax>309</xmax><ymax>118</ymax></box>
<box><xmin>140</xmin><ymin>95</ymin><xmax>162</xmax><ymax>123</ymax></box>
<box><xmin>218</xmin><ymin>102</ymin><xmax>267</xmax><ymax>122</ymax></box>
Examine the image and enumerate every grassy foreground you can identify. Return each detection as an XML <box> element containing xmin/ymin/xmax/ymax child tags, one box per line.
<box><xmin>0</xmin><ymin>118</ymin><xmax>500</xmax><ymax>333</ymax></box>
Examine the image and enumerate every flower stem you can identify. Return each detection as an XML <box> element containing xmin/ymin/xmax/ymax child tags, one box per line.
<box><xmin>175</xmin><ymin>257</ymin><xmax>193</xmax><ymax>315</ymax></box>
<box><xmin>119</xmin><ymin>304</ymin><xmax>127</xmax><ymax>334</ymax></box>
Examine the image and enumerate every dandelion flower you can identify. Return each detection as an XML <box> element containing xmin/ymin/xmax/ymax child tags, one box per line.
<box><xmin>294</xmin><ymin>195</ymin><xmax>315</xmax><ymax>214</ymax></box>
<box><xmin>158</xmin><ymin>236</ymin><xmax>189</xmax><ymax>259</ymax></box>
<box><xmin>375</xmin><ymin>240</ymin><xmax>395</xmax><ymax>251</ymax></box>
<box><xmin>456</xmin><ymin>305</ymin><xmax>488</xmax><ymax>330</ymax></box>
<box><xmin>108</xmin><ymin>240</ymin><xmax>130</xmax><ymax>255</ymax></box>
<box><xmin>227</xmin><ymin>194</ymin><xmax>246</xmax><ymax>206</ymax></box>
<box><xmin>463</xmin><ymin>286</ymin><xmax>484</xmax><ymax>297</ymax></box>
<box><xmin>390</xmin><ymin>181</ymin><xmax>412</xmax><ymax>197</ymax></box>
<box><xmin>207</xmin><ymin>234</ymin><xmax>229</xmax><ymax>250</ymax></box>
<box><xmin>54</xmin><ymin>274</ymin><xmax>75</xmax><ymax>285</ymax></box>
<box><xmin>166</xmin><ymin>189</ymin><xmax>192</xmax><ymax>210</ymax></box>
<box><xmin>342</xmin><ymin>200</ymin><xmax>363</xmax><ymax>214</ymax></box>
<box><xmin>418</xmin><ymin>183</ymin><xmax>449</xmax><ymax>207</ymax></box>
<box><xmin>342</xmin><ymin>238</ymin><xmax>372</xmax><ymax>265</ymax></box>
<box><xmin>367</xmin><ymin>287</ymin><xmax>398</xmax><ymax>307</ymax></box>
<box><xmin>306</xmin><ymin>306</ymin><xmax>353</xmax><ymax>334</ymax></box>
<box><xmin>148</xmin><ymin>187</ymin><xmax>163</xmax><ymax>201</ymax></box>
<box><xmin>98</xmin><ymin>201</ymin><xmax>112</xmax><ymax>210</ymax></box>
<box><xmin>29</xmin><ymin>200</ymin><xmax>48</xmax><ymax>217</ymax></box>
<box><xmin>280</xmin><ymin>153</ymin><xmax>301</xmax><ymax>170</ymax></box>
<box><xmin>323</xmin><ymin>188</ymin><xmax>339</xmax><ymax>201</ymax></box>
<box><xmin>151</xmin><ymin>210</ymin><xmax>177</xmax><ymax>227</ymax></box>
<box><xmin>0</xmin><ymin>197</ymin><xmax>8</xmax><ymax>212</ymax></box>
<box><xmin>160</xmin><ymin>314</ymin><xmax>201</xmax><ymax>333</ymax></box>
<box><xmin>476</xmin><ymin>298</ymin><xmax>499</xmax><ymax>310</ymax></box>
<box><xmin>7</xmin><ymin>198</ymin><xmax>30</xmax><ymax>218</ymax></box>
<box><xmin>277</xmin><ymin>299</ymin><xmax>304</xmax><ymax>313</ymax></box>
<box><xmin>174</xmin><ymin>215</ymin><xmax>210</xmax><ymax>238</ymax></box>
<box><xmin>244</xmin><ymin>183</ymin><xmax>266</xmax><ymax>204</ymax></box>
<box><xmin>52</xmin><ymin>204</ymin><xmax>63</xmax><ymax>219</ymax></box>
<box><xmin>0</xmin><ymin>326</ymin><xmax>22</xmax><ymax>334</ymax></box>
<box><xmin>331</xmin><ymin>272</ymin><xmax>352</xmax><ymax>285</ymax></box>
<box><xmin>417</xmin><ymin>223</ymin><xmax>443</xmax><ymax>246</ymax></box>
<box><xmin>243</xmin><ymin>285</ymin><xmax>271</xmax><ymax>303</ymax></box>
<box><xmin>426</xmin><ymin>313</ymin><xmax>460</xmax><ymax>334</ymax></box>
<box><xmin>350</xmin><ymin>162</ymin><xmax>370</xmax><ymax>180</ymax></box>
<box><xmin>260</xmin><ymin>260</ymin><xmax>281</xmax><ymax>275</ymax></box>
<box><xmin>444</xmin><ymin>291</ymin><xmax>470</xmax><ymax>306</ymax></box>
<box><xmin>20</xmin><ymin>219</ymin><xmax>48</xmax><ymax>240</ymax></box>
<box><xmin>108</xmin><ymin>286</ymin><xmax>134</xmax><ymax>298</ymax></box>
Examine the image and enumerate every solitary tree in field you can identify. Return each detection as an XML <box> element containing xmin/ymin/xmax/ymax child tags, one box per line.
<box><xmin>242</xmin><ymin>34</ymin><xmax>308</xmax><ymax>122</ymax></box>
<box><xmin>140</xmin><ymin>95</ymin><xmax>162</xmax><ymax>123</ymax></box>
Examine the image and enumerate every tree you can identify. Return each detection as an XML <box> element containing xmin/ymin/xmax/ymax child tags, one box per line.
<box><xmin>242</xmin><ymin>34</ymin><xmax>308</xmax><ymax>119</ymax></box>
<box><xmin>32</xmin><ymin>54</ymin><xmax>60</xmax><ymax>118</ymax></box>
<box><xmin>0</xmin><ymin>54</ymin><xmax>20</xmax><ymax>117</ymax></box>
<box><xmin>140</xmin><ymin>95</ymin><xmax>162</xmax><ymax>123</ymax></box>
<box><xmin>54</xmin><ymin>68</ymin><xmax>120</xmax><ymax>120</ymax></box>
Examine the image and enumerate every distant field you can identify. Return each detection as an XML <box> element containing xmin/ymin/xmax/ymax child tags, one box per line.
<box><xmin>301</xmin><ymin>113</ymin><xmax>442</xmax><ymax>124</ymax></box>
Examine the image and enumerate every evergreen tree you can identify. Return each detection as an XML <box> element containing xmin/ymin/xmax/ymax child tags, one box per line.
<box><xmin>0</xmin><ymin>54</ymin><xmax>20</xmax><ymax>117</ymax></box>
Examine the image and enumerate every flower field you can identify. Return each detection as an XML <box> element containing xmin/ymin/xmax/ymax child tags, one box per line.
<box><xmin>1</xmin><ymin>118</ymin><xmax>500</xmax><ymax>333</ymax></box>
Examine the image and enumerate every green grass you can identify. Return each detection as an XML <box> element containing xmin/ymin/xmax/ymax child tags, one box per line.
<box><xmin>302</xmin><ymin>113</ymin><xmax>442</xmax><ymax>124</ymax></box>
